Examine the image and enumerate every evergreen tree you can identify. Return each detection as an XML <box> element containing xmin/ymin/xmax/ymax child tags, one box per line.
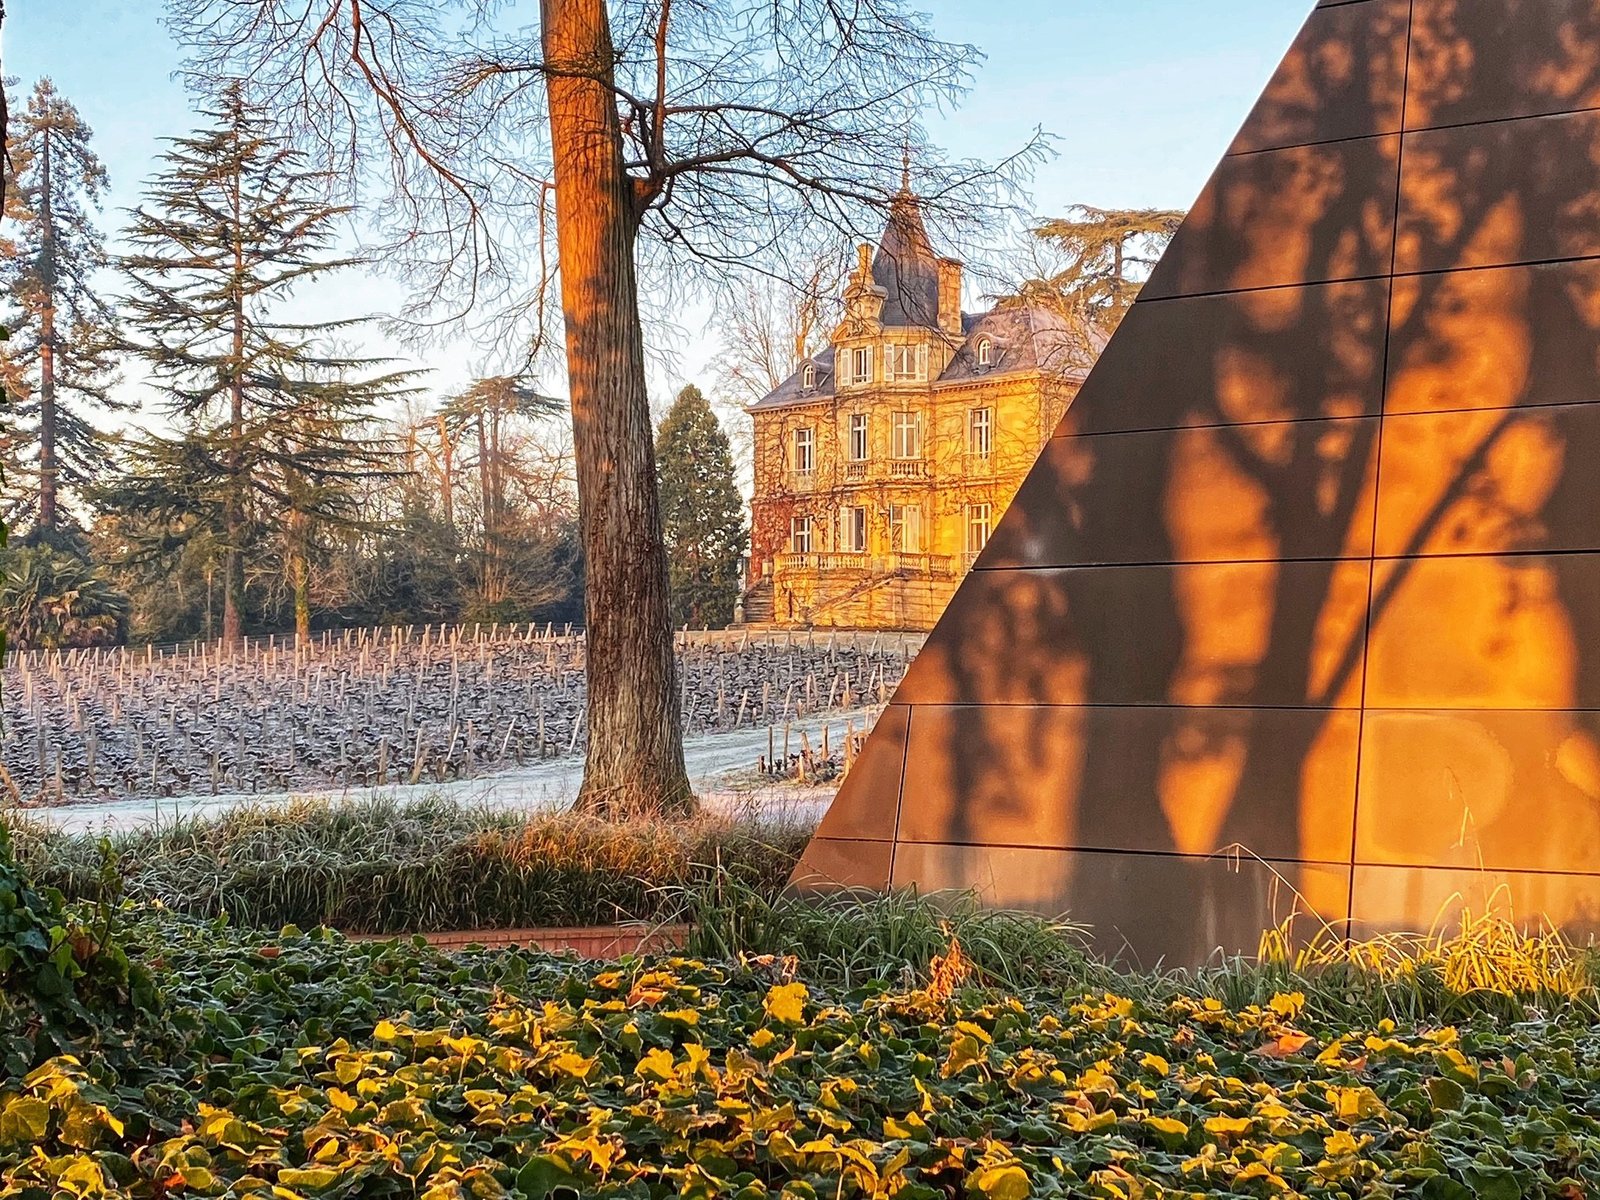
<box><xmin>115</xmin><ymin>83</ymin><xmax>417</xmax><ymax>641</ymax></box>
<box><xmin>655</xmin><ymin>385</ymin><xmax>746</xmax><ymax>629</ymax></box>
<box><xmin>0</xmin><ymin>78</ymin><xmax>124</xmax><ymax>539</ymax></box>
<box><xmin>1018</xmin><ymin>206</ymin><xmax>1185</xmax><ymax>332</ymax></box>
<box><xmin>437</xmin><ymin>376</ymin><xmax>562</xmax><ymax>615</ymax></box>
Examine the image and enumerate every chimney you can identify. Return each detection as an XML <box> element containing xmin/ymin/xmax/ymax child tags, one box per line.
<box><xmin>938</xmin><ymin>257</ymin><xmax>963</xmax><ymax>336</ymax></box>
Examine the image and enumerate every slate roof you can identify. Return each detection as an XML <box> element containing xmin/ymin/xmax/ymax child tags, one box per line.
<box><xmin>872</xmin><ymin>190</ymin><xmax>943</xmax><ymax>328</ymax></box>
<box><xmin>942</xmin><ymin>306</ymin><xmax>1109</xmax><ymax>385</ymax></box>
<box><xmin>748</xmin><ymin>307</ymin><xmax>1103</xmax><ymax>413</ymax></box>
<box><xmin>752</xmin><ymin>347</ymin><xmax>838</xmax><ymax>411</ymax></box>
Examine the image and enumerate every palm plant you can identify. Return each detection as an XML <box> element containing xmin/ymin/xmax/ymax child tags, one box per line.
<box><xmin>0</xmin><ymin>544</ymin><xmax>128</xmax><ymax>648</ymax></box>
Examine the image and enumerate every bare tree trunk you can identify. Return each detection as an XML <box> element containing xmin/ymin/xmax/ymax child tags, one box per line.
<box><xmin>37</xmin><ymin>128</ymin><xmax>57</xmax><ymax>534</ymax></box>
<box><xmin>290</xmin><ymin>545</ymin><xmax>311</xmax><ymax>640</ymax></box>
<box><xmin>223</xmin><ymin>162</ymin><xmax>246</xmax><ymax>644</ymax></box>
<box><xmin>543</xmin><ymin>0</ymin><xmax>692</xmax><ymax>817</ymax></box>
<box><xmin>475</xmin><ymin>409</ymin><xmax>494</xmax><ymax>607</ymax></box>
<box><xmin>436</xmin><ymin>412</ymin><xmax>455</xmax><ymax>529</ymax></box>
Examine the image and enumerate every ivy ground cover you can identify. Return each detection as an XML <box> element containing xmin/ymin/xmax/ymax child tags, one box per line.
<box><xmin>6</xmin><ymin>916</ymin><xmax>1600</xmax><ymax>1199</ymax></box>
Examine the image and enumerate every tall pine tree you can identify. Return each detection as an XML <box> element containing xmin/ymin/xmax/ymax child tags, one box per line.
<box><xmin>655</xmin><ymin>385</ymin><xmax>746</xmax><ymax>629</ymax></box>
<box><xmin>116</xmin><ymin>83</ymin><xmax>416</xmax><ymax>641</ymax></box>
<box><xmin>0</xmin><ymin>78</ymin><xmax>123</xmax><ymax>540</ymax></box>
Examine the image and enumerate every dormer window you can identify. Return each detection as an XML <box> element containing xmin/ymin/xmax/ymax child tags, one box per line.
<box><xmin>801</xmin><ymin>362</ymin><xmax>817</xmax><ymax>391</ymax></box>
<box><xmin>976</xmin><ymin>337</ymin><xmax>994</xmax><ymax>368</ymax></box>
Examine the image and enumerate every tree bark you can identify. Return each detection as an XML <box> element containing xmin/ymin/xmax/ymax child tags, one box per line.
<box><xmin>223</xmin><ymin>150</ymin><xmax>246</xmax><ymax>644</ymax></box>
<box><xmin>290</xmin><ymin>542</ymin><xmax>311</xmax><ymax>640</ymax></box>
<box><xmin>37</xmin><ymin>127</ymin><xmax>57</xmax><ymax>534</ymax></box>
<box><xmin>542</xmin><ymin>0</ymin><xmax>692</xmax><ymax>817</ymax></box>
<box><xmin>436</xmin><ymin>412</ymin><xmax>455</xmax><ymax>529</ymax></box>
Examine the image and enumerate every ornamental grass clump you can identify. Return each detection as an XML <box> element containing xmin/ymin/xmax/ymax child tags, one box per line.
<box><xmin>1251</xmin><ymin>901</ymin><xmax>1600</xmax><ymax>1025</ymax></box>
<box><xmin>676</xmin><ymin>876</ymin><xmax>1099</xmax><ymax>992</ymax></box>
<box><xmin>7</xmin><ymin>796</ymin><xmax>808</xmax><ymax>934</ymax></box>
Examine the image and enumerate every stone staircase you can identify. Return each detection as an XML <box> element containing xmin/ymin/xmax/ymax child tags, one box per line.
<box><xmin>739</xmin><ymin>578</ymin><xmax>775</xmax><ymax>625</ymax></box>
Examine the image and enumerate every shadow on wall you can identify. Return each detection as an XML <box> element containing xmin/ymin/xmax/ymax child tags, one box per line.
<box><xmin>809</xmin><ymin>0</ymin><xmax>1600</xmax><ymax>966</ymax></box>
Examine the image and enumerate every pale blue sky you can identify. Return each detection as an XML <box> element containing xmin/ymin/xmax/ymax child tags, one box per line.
<box><xmin>6</xmin><ymin>0</ymin><xmax>1312</xmax><ymax>408</ymax></box>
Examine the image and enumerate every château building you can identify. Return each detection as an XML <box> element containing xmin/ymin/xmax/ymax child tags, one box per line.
<box><xmin>739</xmin><ymin>188</ymin><xmax>1101</xmax><ymax>630</ymax></box>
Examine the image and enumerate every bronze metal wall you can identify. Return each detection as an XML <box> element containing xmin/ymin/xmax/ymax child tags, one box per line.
<box><xmin>791</xmin><ymin>0</ymin><xmax>1600</xmax><ymax>966</ymax></box>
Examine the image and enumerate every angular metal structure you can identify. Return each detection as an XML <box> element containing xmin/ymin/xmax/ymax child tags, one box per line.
<box><xmin>793</xmin><ymin>0</ymin><xmax>1600</xmax><ymax>965</ymax></box>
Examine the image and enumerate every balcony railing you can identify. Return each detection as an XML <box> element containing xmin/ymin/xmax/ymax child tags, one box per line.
<box><xmin>788</xmin><ymin>468</ymin><xmax>816</xmax><ymax>491</ymax></box>
<box><xmin>888</xmin><ymin>458</ymin><xmax>929</xmax><ymax>479</ymax></box>
<box><xmin>778</xmin><ymin>551</ymin><xmax>956</xmax><ymax>577</ymax></box>
<box><xmin>844</xmin><ymin>461</ymin><xmax>868</xmax><ymax>480</ymax></box>
<box><xmin>779</xmin><ymin>552</ymin><xmax>866</xmax><ymax>573</ymax></box>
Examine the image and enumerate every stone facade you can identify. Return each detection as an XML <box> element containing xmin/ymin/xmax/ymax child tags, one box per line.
<box><xmin>740</xmin><ymin>192</ymin><xmax>1095</xmax><ymax>630</ymax></box>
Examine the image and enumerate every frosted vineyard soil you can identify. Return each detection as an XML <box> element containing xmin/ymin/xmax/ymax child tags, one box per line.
<box><xmin>0</xmin><ymin>625</ymin><xmax>919</xmax><ymax>805</ymax></box>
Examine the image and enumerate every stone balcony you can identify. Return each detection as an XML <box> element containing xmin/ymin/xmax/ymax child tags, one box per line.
<box><xmin>777</xmin><ymin>550</ymin><xmax>957</xmax><ymax>577</ymax></box>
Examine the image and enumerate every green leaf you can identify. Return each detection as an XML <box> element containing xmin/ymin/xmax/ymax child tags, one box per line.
<box><xmin>514</xmin><ymin>1155</ymin><xmax>583</xmax><ymax>1200</ymax></box>
<box><xmin>0</xmin><ymin>1095</ymin><xmax>50</xmax><ymax>1144</ymax></box>
<box><xmin>1427</xmin><ymin>1076</ymin><xmax>1467</xmax><ymax>1112</ymax></box>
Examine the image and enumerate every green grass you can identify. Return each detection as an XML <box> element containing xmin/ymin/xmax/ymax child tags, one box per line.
<box><xmin>6</xmin><ymin>796</ymin><xmax>809</xmax><ymax>933</ymax></box>
<box><xmin>677</xmin><ymin>874</ymin><xmax>1099</xmax><ymax>993</ymax></box>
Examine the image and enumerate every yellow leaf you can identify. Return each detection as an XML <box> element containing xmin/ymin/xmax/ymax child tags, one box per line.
<box><xmin>551</xmin><ymin>1052</ymin><xmax>596</xmax><ymax>1080</ymax></box>
<box><xmin>764</xmin><ymin>983</ymin><xmax>810</xmax><ymax>1026</ymax></box>
<box><xmin>1324</xmin><ymin>1130</ymin><xmax>1367</xmax><ymax>1157</ymax></box>
<box><xmin>1325</xmin><ymin>1086</ymin><xmax>1387</xmax><ymax>1122</ymax></box>
<box><xmin>1203</xmin><ymin>1116</ymin><xmax>1253</xmax><ymax>1139</ymax></box>
<box><xmin>636</xmin><ymin>1048</ymin><xmax>676</xmax><ymax>1081</ymax></box>
<box><xmin>1268</xmin><ymin>992</ymin><xmax>1306</xmax><ymax>1019</ymax></box>
<box><xmin>970</xmin><ymin>1163</ymin><xmax>1031</xmax><ymax>1200</ymax></box>
<box><xmin>326</xmin><ymin>1089</ymin><xmax>356</xmax><ymax>1114</ymax></box>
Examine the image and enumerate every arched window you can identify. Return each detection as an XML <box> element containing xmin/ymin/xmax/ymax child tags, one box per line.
<box><xmin>975</xmin><ymin>337</ymin><xmax>994</xmax><ymax>368</ymax></box>
<box><xmin>802</xmin><ymin>362</ymin><xmax>817</xmax><ymax>391</ymax></box>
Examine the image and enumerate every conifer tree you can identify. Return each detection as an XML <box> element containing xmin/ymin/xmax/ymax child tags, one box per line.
<box><xmin>0</xmin><ymin>78</ymin><xmax>123</xmax><ymax>540</ymax></box>
<box><xmin>1020</xmin><ymin>206</ymin><xmax>1185</xmax><ymax>332</ymax></box>
<box><xmin>115</xmin><ymin>83</ymin><xmax>416</xmax><ymax>641</ymax></box>
<box><xmin>655</xmin><ymin>385</ymin><xmax>746</xmax><ymax>630</ymax></box>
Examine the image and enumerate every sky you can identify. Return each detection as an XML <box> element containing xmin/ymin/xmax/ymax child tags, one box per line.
<box><xmin>5</xmin><ymin>0</ymin><xmax>1312</xmax><ymax>416</ymax></box>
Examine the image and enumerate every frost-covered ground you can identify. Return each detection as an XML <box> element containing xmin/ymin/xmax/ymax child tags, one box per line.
<box><xmin>23</xmin><ymin>704</ymin><xmax>877</xmax><ymax>833</ymax></box>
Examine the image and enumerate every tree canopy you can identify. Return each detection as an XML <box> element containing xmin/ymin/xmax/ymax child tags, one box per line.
<box><xmin>656</xmin><ymin>385</ymin><xmax>746</xmax><ymax>630</ymax></box>
<box><xmin>113</xmin><ymin>84</ymin><xmax>418</xmax><ymax>641</ymax></box>
<box><xmin>1013</xmin><ymin>206</ymin><xmax>1185</xmax><ymax>332</ymax></box>
<box><xmin>0</xmin><ymin>77</ymin><xmax>123</xmax><ymax>539</ymax></box>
